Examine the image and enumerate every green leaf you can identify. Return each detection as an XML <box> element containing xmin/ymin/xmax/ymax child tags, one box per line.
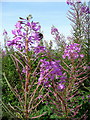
<box><xmin>0</xmin><ymin>99</ymin><xmax>16</xmax><ymax>118</ymax></box>
<box><xmin>3</xmin><ymin>73</ymin><xmax>20</xmax><ymax>100</ymax></box>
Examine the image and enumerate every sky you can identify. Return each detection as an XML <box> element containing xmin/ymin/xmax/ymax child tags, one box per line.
<box><xmin>1</xmin><ymin>0</ymin><xmax>89</xmax><ymax>47</ymax></box>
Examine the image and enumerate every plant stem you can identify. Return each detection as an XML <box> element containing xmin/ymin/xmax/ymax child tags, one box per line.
<box><xmin>24</xmin><ymin>29</ymin><xmax>29</xmax><ymax>118</ymax></box>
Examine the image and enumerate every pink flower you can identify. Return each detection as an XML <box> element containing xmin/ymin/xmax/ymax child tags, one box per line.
<box><xmin>80</xmin><ymin>54</ymin><xmax>84</xmax><ymax>58</ymax></box>
<box><xmin>22</xmin><ymin>68</ymin><xmax>26</xmax><ymax>73</ymax></box>
<box><xmin>57</xmin><ymin>84</ymin><xmax>65</xmax><ymax>90</ymax></box>
<box><xmin>12</xmin><ymin>29</ymin><xmax>17</xmax><ymax>36</ymax></box>
<box><xmin>62</xmin><ymin>43</ymin><xmax>84</xmax><ymax>60</ymax></box>
<box><xmin>7</xmin><ymin>37</ymin><xmax>22</xmax><ymax>46</ymax></box>
<box><xmin>66</xmin><ymin>0</ymin><xmax>73</xmax><ymax>5</ymax></box>
<box><xmin>51</xmin><ymin>26</ymin><xmax>59</xmax><ymax>35</ymax></box>
<box><xmin>15</xmin><ymin>22</ymin><xmax>22</xmax><ymax>29</ymax></box>
<box><xmin>30</xmin><ymin>21</ymin><xmax>41</xmax><ymax>31</ymax></box>
<box><xmin>3</xmin><ymin>29</ymin><xmax>8</xmax><ymax>35</ymax></box>
<box><xmin>34</xmin><ymin>45</ymin><xmax>46</xmax><ymax>54</ymax></box>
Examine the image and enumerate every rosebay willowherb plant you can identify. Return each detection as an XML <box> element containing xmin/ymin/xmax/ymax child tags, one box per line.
<box><xmin>1</xmin><ymin>15</ymin><xmax>50</xmax><ymax>119</ymax></box>
<box><xmin>39</xmin><ymin>0</ymin><xmax>89</xmax><ymax>119</ymax></box>
<box><xmin>67</xmin><ymin>0</ymin><xmax>90</xmax><ymax>91</ymax></box>
<box><xmin>66</xmin><ymin>0</ymin><xmax>90</xmax><ymax>61</ymax></box>
<box><xmin>38</xmin><ymin>41</ymin><xmax>89</xmax><ymax>119</ymax></box>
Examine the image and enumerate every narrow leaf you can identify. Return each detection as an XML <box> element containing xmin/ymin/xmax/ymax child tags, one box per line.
<box><xmin>0</xmin><ymin>99</ymin><xmax>16</xmax><ymax>118</ymax></box>
<box><xmin>3</xmin><ymin>73</ymin><xmax>22</xmax><ymax>103</ymax></box>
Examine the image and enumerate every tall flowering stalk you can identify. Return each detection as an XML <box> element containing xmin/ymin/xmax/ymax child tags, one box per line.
<box><xmin>67</xmin><ymin>0</ymin><xmax>90</xmax><ymax>67</ymax></box>
<box><xmin>51</xmin><ymin>26</ymin><xmax>66</xmax><ymax>51</ymax></box>
<box><xmin>39</xmin><ymin>42</ymin><xmax>88</xmax><ymax>119</ymax></box>
<box><xmin>40</xmin><ymin>1</ymin><xmax>89</xmax><ymax>118</ymax></box>
<box><xmin>67</xmin><ymin>0</ymin><xmax>90</xmax><ymax>43</ymax></box>
<box><xmin>1</xmin><ymin>16</ymin><xmax>48</xmax><ymax>119</ymax></box>
<box><xmin>62</xmin><ymin>42</ymin><xmax>89</xmax><ymax>119</ymax></box>
<box><xmin>66</xmin><ymin>0</ymin><xmax>90</xmax><ymax>107</ymax></box>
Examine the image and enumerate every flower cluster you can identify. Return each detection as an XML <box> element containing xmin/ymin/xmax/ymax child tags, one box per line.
<box><xmin>66</xmin><ymin>0</ymin><xmax>81</xmax><ymax>5</ymax></box>
<box><xmin>7</xmin><ymin>17</ymin><xmax>43</xmax><ymax>51</ymax></box>
<box><xmin>62</xmin><ymin>43</ymin><xmax>84</xmax><ymax>59</ymax></box>
<box><xmin>66</xmin><ymin>0</ymin><xmax>90</xmax><ymax>14</ymax></box>
<box><xmin>38</xmin><ymin>59</ymin><xmax>66</xmax><ymax>90</ymax></box>
<box><xmin>51</xmin><ymin>26</ymin><xmax>59</xmax><ymax>35</ymax></box>
<box><xmin>81</xmin><ymin>5</ymin><xmax>90</xmax><ymax>14</ymax></box>
<box><xmin>66</xmin><ymin>0</ymin><xmax>73</xmax><ymax>5</ymax></box>
<box><xmin>33</xmin><ymin>45</ymin><xmax>46</xmax><ymax>54</ymax></box>
<box><xmin>51</xmin><ymin>26</ymin><xmax>60</xmax><ymax>41</ymax></box>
